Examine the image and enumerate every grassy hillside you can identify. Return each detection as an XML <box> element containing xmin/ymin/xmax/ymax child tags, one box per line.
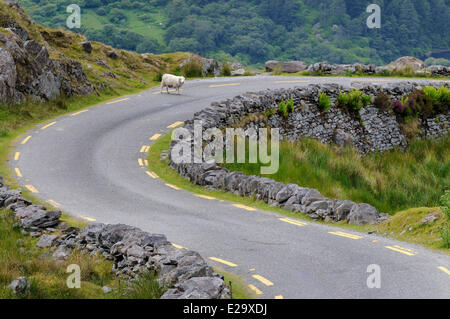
<box><xmin>16</xmin><ymin>0</ymin><xmax>450</xmax><ymax>67</ymax></box>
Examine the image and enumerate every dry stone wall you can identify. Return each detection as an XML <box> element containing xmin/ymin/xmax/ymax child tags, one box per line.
<box><xmin>169</xmin><ymin>81</ymin><xmax>449</xmax><ymax>225</ymax></box>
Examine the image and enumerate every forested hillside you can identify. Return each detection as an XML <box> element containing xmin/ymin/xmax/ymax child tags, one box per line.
<box><xmin>17</xmin><ymin>0</ymin><xmax>450</xmax><ymax>67</ymax></box>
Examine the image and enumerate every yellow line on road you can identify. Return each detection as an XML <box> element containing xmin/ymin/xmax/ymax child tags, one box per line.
<box><xmin>106</xmin><ymin>98</ymin><xmax>129</xmax><ymax>104</ymax></box>
<box><xmin>279</xmin><ymin>217</ymin><xmax>307</xmax><ymax>227</ymax></box>
<box><xmin>21</xmin><ymin>136</ymin><xmax>32</xmax><ymax>145</ymax></box>
<box><xmin>194</xmin><ymin>194</ymin><xmax>216</xmax><ymax>200</ymax></box>
<box><xmin>138</xmin><ymin>158</ymin><xmax>144</xmax><ymax>167</ymax></box>
<box><xmin>437</xmin><ymin>266</ymin><xmax>450</xmax><ymax>276</ymax></box>
<box><xmin>80</xmin><ymin>216</ymin><xmax>96</xmax><ymax>222</ymax></box>
<box><xmin>140</xmin><ymin>145</ymin><xmax>149</xmax><ymax>153</ymax></box>
<box><xmin>41</xmin><ymin>122</ymin><xmax>56</xmax><ymax>130</ymax></box>
<box><xmin>15</xmin><ymin>168</ymin><xmax>22</xmax><ymax>178</ymax></box>
<box><xmin>209</xmin><ymin>83</ymin><xmax>240</xmax><ymax>88</ymax></box>
<box><xmin>47</xmin><ymin>199</ymin><xmax>61</xmax><ymax>208</ymax></box>
<box><xmin>144</xmin><ymin>159</ymin><xmax>149</xmax><ymax>166</ymax></box>
<box><xmin>209</xmin><ymin>257</ymin><xmax>237</xmax><ymax>267</ymax></box>
<box><xmin>14</xmin><ymin>152</ymin><xmax>20</xmax><ymax>161</ymax></box>
<box><xmin>146</xmin><ymin>171</ymin><xmax>159</xmax><ymax>179</ymax></box>
<box><xmin>275</xmin><ymin>295</ymin><xmax>284</xmax><ymax>299</ymax></box>
<box><xmin>252</xmin><ymin>274</ymin><xmax>274</xmax><ymax>287</ymax></box>
<box><xmin>167</xmin><ymin>121</ymin><xmax>184</xmax><ymax>129</ymax></box>
<box><xmin>248</xmin><ymin>284</ymin><xmax>263</xmax><ymax>295</ymax></box>
<box><xmin>329</xmin><ymin>231</ymin><xmax>363</xmax><ymax>240</ymax></box>
<box><xmin>172</xmin><ymin>243</ymin><xmax>186</xmax><ymax>250</ymax></box>
<box><xmin>25</xmin><ymin>185</ymin><xmax>39</xmax><ymax>193</ymax></box>
<box><xmin>384</xmin><ymin>245</ymin><xmax>417</xmax><ymax>256</ymax></box>
<box><xmin>232</xmin><ymin>204</ymin><xmax>257</xmax><ymax>211</ymax></box>
<box><xmin>71</xmin><ymin>110</ymin><xmax>88</xmax><ymax>116</ymax></box>
<box><xmin>149</xmin><ymin>134</ymin><xmax>162</xmax><ymax>141</ymax></box>
<box><xmin>166</xmin><ymin>183</ymin><xmax>181</xmax><ymax>190</ymax></box>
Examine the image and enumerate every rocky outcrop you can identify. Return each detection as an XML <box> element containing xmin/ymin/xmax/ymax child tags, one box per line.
<box><xmin>0</xmin><ymin>29</ymin><xmax>93</xmax><ymax>104</ymax></box>
<box><xmin>168</xmin><ymin>81</ymin><xmax>449</xmax><ymax>225</ymax></box>
<box><xmin>380</xmin><ymin>56</ymin><xmax>426</xmax><ymax>72</ymax></box>
<box><xmin>0</xmin><ymin>177</ymin><xmax>229</xmax><ymax>299</ymax></box>
<box><xmin>266</xmin><ymin>60</ymin><xmax>307</xmax><ymax>73</ymax></box>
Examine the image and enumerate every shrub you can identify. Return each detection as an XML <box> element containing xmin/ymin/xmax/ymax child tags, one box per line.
<box><xmin>318</xmin><ymin>92</ymin><xmax>331</xmax><ymax>112</ymax></box>
<box><xmin>278</xmin><ymin>100</ymin><xmax>288</xmax><ymax>118</ymax></box>
<box><xmin>337</xmin><ymin>90</ymin><xmax>371</xmax><ymax>113</ymax></box>
<box><xmin>286</xmin><ymin>97</ymin><xmax>294</xmax><ymax>113</ymax></box>
<box><xmin>221</xmin><ymin>62</ymin><xmax>232</xmax><ymax>76</ymax></box>
<box><xmin>393</xmin><ymin>87</ymin><xmax>449</xmax><ymax>120</ymax></box>
<box><xmin>373</xmin><ymin>91</ymin><xmax>394</xmax><ymax>111</ymax></box>
<box><xmin>181</xmin><ymin>59</ymin><xmax>203</xmax><ymax>78</ymax></box>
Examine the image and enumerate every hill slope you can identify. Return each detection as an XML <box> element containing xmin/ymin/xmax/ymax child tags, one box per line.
<box><xmin>16</xmin><ymin>0</ymin><xmax>450</xmax><ymax>67</ymax></box>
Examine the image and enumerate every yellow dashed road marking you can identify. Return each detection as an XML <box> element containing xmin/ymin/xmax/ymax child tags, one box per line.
<box><xmin>172</xmin><ymin>243</ymin><xmax>187</xmax><ymax>250</ymax></box>
<box><xmin>146</xmin><ymin>171</ymin><xmax>159</xmax><ymax>179</ymax></box>
<box><xmin>106</xmin><ymin>98</ymin><xmax>129</xmax><ymax>104</ymax></box>
<box><xmin>209</xmin><ymin>257</ymin><xmax>237</xmax><ymax>267</ymax></box>
<box><xmin>252</xmin><ymin>274</ymin><xmax>274</xmax><ymax>287</ymax></box>
<box><xmin>166</xmin><ymin>183</ymin><xmax>181</xmax><ymax>190</ymax></box>
<box><xmin>384</xmin><ymin>245</ymin><xmax>417</xmax><ymax>256</ymax></box>
<box><xmin>14</xmin><ymin>152</ymin><xmax>20</xmax><ymax>161</ymax></box>
<box><xmin>140</xmin><ymin>145</ymin><xmax>149</xmax><ymax>153</ymax></box>
<box><xmin>329</xmin><ymin>231</ymin><xmax>363</xmax><ymax>240</ymax></box>
<box><xmin>437</xmin><ymin>266</ymin><xmax>450</xmax><ymax>276</ymax></box>
<box><xmin>47</xmin><ymin>199</ymin><xmax>61</xmax><ymax>208</ymax></box>
<box><xmin>279</xmin><ymin>217</ymin><xmax>307</xmax><ymax>227</ymax></box>
<box><xmin>41</xmin><ymin>122</ymin><xmax>56</xmax><ymax>130</ymax></box>
<box><xmin>144</xmin><ymin>159</ymin><xmax>149</xmax><ymax>166</ymax></box>
<box><xmin>275</xmin><ymin>295</ymin><xmax>284</xmax><ymax>299</ymax></box>
<box><xmin>194</xmin><ymin>194</ymin><xmax>216</xmax><ymax>200</ymax></box>
<box><xmin>167</xmin><ymin>121</ymin><xmax>184</xmax><ymax>129</ymax></box>
<box><xmin>209</xmin><ymin>83</ymin><xmax>240</xmax><ymax>88</ymax></box>
<box><xmin>249</xmin><ymin>268</ymin><xmax>255</xmax><ymax>272</ymax></box>
<box><xmin>232</xmin><ymin>204</ymin><xmax>257</xmax><ymax>211</ymax></box>
<box><xmin>80</xmin><ymin>216</ymin><xmax>96</xmax><ymax>222</ymax></box>
<box><xmin>71</xmin><ymin>110</ymin><xmax>88</xmax><ymax>116</ymax></box>
<box><xmin>25</xmin><ymin>185</ymin><xmax>39</xmax><ymax>193</ymax></box>
<box><xmin>248</xmin><ymin>284</ymin><xmax>263</xmax><ymax>295</ymax></box>
<box><xmin>15</xmin><ymin>168</ymin><xmax>22</xmax><ymax>178</ymax></box>
<box><xmin>150</xmin><ymin>134</ymin><xmax>162</xmax><ymax>141</ymax></box>
<box><xmin>21</xmin><ymin>136</ymin><xmax>32</xmax><ymax>145</ymax></box>
<box><xmin>138</xmin><ymin>158</ymin><xmax>144</xmax><ymax>167</ymax></box>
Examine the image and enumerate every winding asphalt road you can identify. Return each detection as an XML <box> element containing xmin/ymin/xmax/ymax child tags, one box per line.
<box><xmin>12</xmin><ymin>76</ymin><xmax>450</xmax><ymax>298</ymax></box>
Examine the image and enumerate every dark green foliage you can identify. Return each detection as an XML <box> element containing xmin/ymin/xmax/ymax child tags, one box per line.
<box><xmin>18</xmin><ymin>0</ymin><xmax>450</xmax><ymax>66</ymax></box>
<box><xmin>180</xmin><ymin>59</ymin><xmax>203</xmax><ymax>78</ymax></box>
<box><xmin>439</xmin><ymin>191</ymin><xmax>450</xmax><ymax>248</ymax></box>
<box><xmin>221</xmin><ymin>62</ymin><xmax>231</xmax><ymax>76</ymax></box>
<box><xmin>337</xmin><ymin>90</ymin><xmax>371</xmax><ymax>113</ymax></box>
<box><xmin>286</xmin><ymin>97</ymin><xmax>294</xmax><ymax>113</ymax></box>
<box><xmin>278</xmin><ymin>100</ymin><xmax>288</xmax><ymax>118</ymax></box>
<box><xmin>318</xmin><ymin>92</ymin><xmax>331</xmax><ymax>112</ymax></box>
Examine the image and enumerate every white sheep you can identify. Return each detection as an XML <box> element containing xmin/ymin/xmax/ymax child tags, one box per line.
<box><xmin>160</xmin><ymin>74</ymin><xmax>185</xmax><ymax>95</ymax></box>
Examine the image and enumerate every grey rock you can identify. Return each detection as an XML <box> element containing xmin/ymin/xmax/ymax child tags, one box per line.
<box><xmin>266</xmin><ymin>60</ymin><xmax>307</xmax><ymax>73</ymax></box>
<box><xmin>52</xmin><ymin>245</ymin><xmax>72</xmax><ymax>260</ymax></box>
<box><xmin>36</xmin><ymin>234</ymin><xmax>58</xmax><ymax>248</ymax></box>
<box><xmin>19</xmin><ymin>210</ymin><xmax>61</xmax><ymax>230</ymax></box>
<box><xmin>420</xmin><ymin>213</ymin><xmax>439</xmax><ymax>225</ymax></box>
<box><xmin>80</xmin><ymin>41</ymin><xmax>93</xmax><ymax>54</ymax></box>
<box><xmin>8</xmin><ymin>277</ymin><xmax>30</xmax><ymax>296</ymax></box>
<box><xmin>347</xmin><ymin>203</ymin><xmax>380</xmax><ymax>225</ymax></box>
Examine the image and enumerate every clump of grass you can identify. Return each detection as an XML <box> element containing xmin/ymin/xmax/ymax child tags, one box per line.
<box><xmin>221</xmin><ymin>62</ymin><xmax>232</xmax><ymax>76</ymax></box>
<box><xmin>223</xmin><ymin>135</ymin><xmax>450</xmax><ymax>214</ymax></box>
<box><xmin>318</xmin><ymin>92</ymin><xmax>331</xmax><ymax>112</ymax></box>
<box><xmin>278</xmin><ymin>98</ymin><xmax>294</xmax><ymax>118</ymax></box>
<box><xmin>181</xmin><ymin>58</ymin><xmax>203</xmax><ymax>78</ymax></box>
<box><xmin>373</xmin><ymin>91</ymin><xmax>394</xmax><ymax>112</ymax></box>
<box><xmin>122</xmin><ymin>272</ymin><xmax>165</xmax><ymax>299</ymax></box>
<box><xmin>271</xmin><ymin>64</ymin><xmax>283</xmax><ymax>75</ymax></box>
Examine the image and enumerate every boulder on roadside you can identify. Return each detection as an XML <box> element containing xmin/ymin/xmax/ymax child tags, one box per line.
<box><xmin>379</xmin><ymin>56</ymin><xmax>426</xmax><ymax>72</ymax></box>
<box><xmin>347</xmin><ymin>203</ymin><xmax>380</xmax><ymax>225</ymax></box>
<box><xmin>36</xmin><ymin>234</ymin><xmax>58</xmax><ymax>248</ymax></box>
<box><xmin>265</xmin><ymin>60</ymin><xmax>307</xmax><ymax>73</ymax></box>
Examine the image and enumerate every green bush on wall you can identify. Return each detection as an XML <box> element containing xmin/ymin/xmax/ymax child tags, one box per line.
<box><xmin>318</xmin><ymin>92</ymin><xmax>331</xmax><ymax>112</ymax></box>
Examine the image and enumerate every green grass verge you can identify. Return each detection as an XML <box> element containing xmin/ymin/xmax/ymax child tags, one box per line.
<box><xmin>214</xmin><ymin>268</ymin><xmax>257</xmax><ymax>299</ymax></box>
<box><xmin>0</xmin><ymin>209</ymin><xmax>163</xmax><ymax>299</ymax></box>
<box><xmin>148</xmin><ymin>132</ymin><xmax>449</xmax><ymax>253</ymax></box>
